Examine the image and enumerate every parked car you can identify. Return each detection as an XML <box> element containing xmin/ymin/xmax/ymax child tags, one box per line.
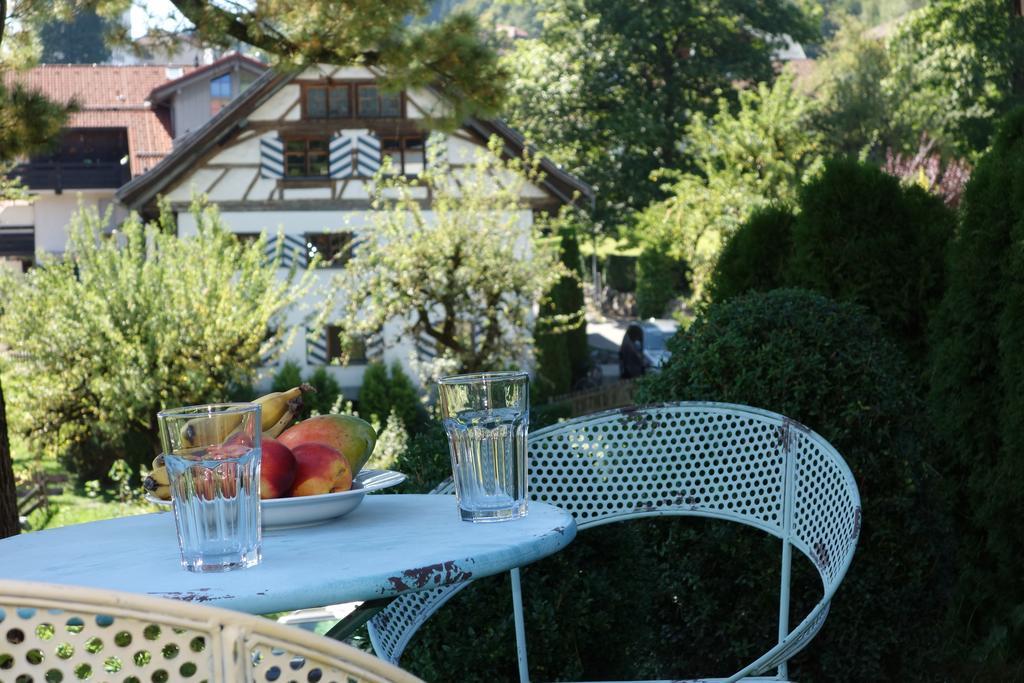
<box><xmin>587</xmin><ymin>318</ymin><xmax>679</xmax><ymax>382</ymax></box>
<box><xmin>638</xmin><ymin>318</ymin><xmax>677</xmax><ymax>370</ymax></box>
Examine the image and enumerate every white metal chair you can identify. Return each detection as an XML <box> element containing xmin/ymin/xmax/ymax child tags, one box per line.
<box><xmin>0</xmin><ymin>578</ymin><xmax>423</xmax><ymax>682</ymax></box>
<box><xmin>367</xmin><ymin>401</ymin><xmax>862</xmax><ymax>682</ymax></box>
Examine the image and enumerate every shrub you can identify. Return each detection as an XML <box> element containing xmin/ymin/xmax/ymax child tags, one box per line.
<box><xmin>357</xmin><ymin>361</ymin><xmax>424</xmax><ymax>433</ymax></box>
<box><xmin>706</xmin><ymin>205</ymin><xmax>795</xmax><ymax>304</ymax></box>
<box><xmin>605</xmin><ymin>253</ymin><xmax>637</xmax><ymax>292</ymax></box>
<box><xmin>304</xmin><ymin>367</ymin><xmax>342</xmax><ymax>418</ymax></box>
<box><xmin>270</xmin><ymin>361</ymin><xmax>304</xmax><ymax>395</ymax></box>
<box><xmin>636</xmin><ymin>289</ymin><xmax>952</xmax><ymax>681</ymax></box>
<box><xmin>785</xmin><ymin>158</ymin><xmax>954</xmax><ymax>368</ymax></box>
<box><xmin>928</xmin><ymin>106</ymin><xmax>1024</xmax><ymax>674</ymax></box>
<box><xmin>636</xmin><ymin>243</ymin><xmax>688</xmax><ymax>318</ymax></box>
<box><xmin>534</xmin><ymin>227</ymin><xmax>588</xmax><ymax>398</ymax></box>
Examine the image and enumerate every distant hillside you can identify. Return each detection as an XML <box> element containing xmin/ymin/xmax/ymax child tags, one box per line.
<box><xmin>427</xmin><ymin>0</ymin><xmax>541</xmax><ymax>36</ymax></box>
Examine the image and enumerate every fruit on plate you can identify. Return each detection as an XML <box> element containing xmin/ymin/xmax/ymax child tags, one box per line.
<box><xmin>289</xmin><ymin>443</ymin><xmax>353</xmax><ymax>497</ymax></box>
<box><xmin>260</xmin><ymin>438</ymin><xmax>297</xmax><ymax>499</ymax></box>
<box><xmin>278</xmin><ymin>414</ymin><xmax>377</xmax><ymax>476</ymax></box>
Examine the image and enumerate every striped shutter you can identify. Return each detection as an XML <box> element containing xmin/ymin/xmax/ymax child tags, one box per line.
<box><xmin>355</xmin><ymin>132</ymin><xmax>382</xmax><ymax>177</ymax></box>
<box><xmin>329</xmin><ymin>132</ymin><xmax>354</xmax><ymax>179</ymax></box>
<box><xmin>263</xmin><ymin>233</ymin><xmax>309</xmax><ymax>270</ymax></box>
<box><xmin>306</xmin><ymin>327</ymin><xmax>329</xmax><ymax>366</ymax></box>
<box><xmin>365</xmin><ymin>332</ymin><xmax>385</xmax><ymax>362</ymax></box>
<box><xmin>259</xmin><ymin>135</ymin><xmax>284</xmax><ymax>178</ymax></box>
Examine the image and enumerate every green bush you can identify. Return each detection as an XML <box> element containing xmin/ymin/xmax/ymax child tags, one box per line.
<box><xmin>707</xmin><ymin>205</ymin><xmax>795</xmax><ymax>304</ymax></box>
<box><xmin>534</xmin><ymin>227</ymin><xmax>588</xmax><ymax>398</ymax></box>
<box><xmin>270</xmin><ymin>360</ymin><xmax>303</xmax><ymax>394</ymax></box>
<box><xmin>928</xmin><ymin>106</ymin><xmax>1024</xmax><ymax>674</ymax></box>
<box><xmin>785</xmin><ymin>158</ymin><xmax>954</xmax><ymax>368</ymax></box>
<box><xmin>636</xmin><ymin>243</ymin><xmax>688</xmax><ymax>318</ymax></box>
<box><xmin>605</xmin><ymin>253</ymin><xmax>637</xmax><ymax>292</ymax></box>
<box><xmin>357</xmin><ymin>361</ymin><xmax>424</xmax><ymax>433</ymax></box>
<box><xmin>636</xmin><ymin>289</ymin><xmax>953</xmax><ymax>681</ymax></box>
<box><xmin>304</xmin><ymin>367</ymin><xmax>342</xmax><ymax>418</ymax></box>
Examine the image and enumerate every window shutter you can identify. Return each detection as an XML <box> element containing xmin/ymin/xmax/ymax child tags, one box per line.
<box><xmin>329</xmin><ymin>132</ymin><xmax>354</xmax><ymax>179</ymax></box>
<box><xmin>356</xmin><ymin>132</ymin><xmax>381</xmax><ymax>177</ymax></box>
<box><xmin>259</xmin><ymin>134</ymin><xmax>284</xmax><ymax>179</ymax></box>
<box><xmin>279</xmin><ymin>233</ymin><xmax>309</xmax><ymax>270</ymax></box>
<box><xmin>306</xmin><ymin>327</ymin><xmax>328</xmax><ymax>366</ymax></box>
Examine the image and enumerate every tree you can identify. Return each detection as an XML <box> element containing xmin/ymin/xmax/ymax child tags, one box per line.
<box><xmin>632</xmin><ymin>72</ymin><xmax>824</xmax><ymax>302</ymax></box>
<box><xmin>499</xmin><ymin>0</ymin><xmax>816</xmax><ymax>224</ymax></box>
<box><xmin>883</xmin><ymin>0</ymin><xmax>1024</xmax><ymax>158</ymax></box>
<box><xmin>0</xmin><ymin>372</ymin><xmax>17</xmax><ymax>538</ymax></box>
<box><xmin>40</xmin><ymin>8</ymin><xmax>111</xmax><ymax>63</ymax></box>
<box><xmin>165</xmin><ymin>0</ymin><xmax>507</xmax><ymax>124</ymax></box>
<box><xmin>533</xmin><ymin>223</ymin><xmax>587</xmax><ymax>398</ymax></box>
<box><xmin>0</xmin><ymin>199</ymin><xmax>316</xmax><ymax>481</ymax></box>
<box><xmin>325</xmin><ymin>140</ymin><xmax>564</xmax><ymax>382</ymax></box>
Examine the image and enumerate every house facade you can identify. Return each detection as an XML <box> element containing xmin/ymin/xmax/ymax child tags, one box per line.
<box><xmin>115</xmin><ymin>64</ymin><xmax>593</xmax><ymax>395</ymax></box>
<box><xmin>0</xmin><ymin>54</ymin><xmax>266</xmax><ymax>271</ymax></box>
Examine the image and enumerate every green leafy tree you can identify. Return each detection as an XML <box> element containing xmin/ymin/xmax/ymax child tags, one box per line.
<box><xmin>706</xmin><ymin>205</ymin><xmax>795</xmax><ymax>304</ymax></box>
<box><xmin>499</xmin><ymin>0</ymin><xmax>816</xmax><ymax>223</ymax></box>
<box><xmin>534</xmin><ymin>223</ymin><xmax>587</xmax><ymax>398</ymax></box>
<box><xmin>928</xmin><ymin>106</ymin><xmax>1024</xmax><ymax>674</ymax></box>
<box><xmin>358</xmin><ymin>361</ymin><xmax>424</xmax><ymax>433</ymax></box>
<box><xmin>633</xmin><ymin>72</ymin><xmax>824</xmax><ymax>302</ymax></box>
<box><xmin>883</xmin><ymin>0</ymin><xmax>1024</xmax><ymax>158</ymax></box>
<box><xmin>39</xmin><ymin>8</ymin><xmax>111</xmax><ymax>63</ymax></box>
<box><xmin>324</xmin><ymin>140</ymin><xmax>565</xmax><ymax>382</ymax></box>
<box><xmin>0</xmin><ymin>199</ymin><xmax>315</xmax><ymax>481</ymax></box>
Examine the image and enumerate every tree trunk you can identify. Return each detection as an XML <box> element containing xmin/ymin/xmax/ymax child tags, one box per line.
<box><xmin>0</xmin><ymin>373</ymin><xmax>20</xmax><ymax>538</ymax></box>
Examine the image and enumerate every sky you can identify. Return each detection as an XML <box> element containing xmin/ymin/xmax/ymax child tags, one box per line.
<box><xmin>130</xmin><ymin>0</ymin><xmax>187</xmax><ymax>39</ymax></box>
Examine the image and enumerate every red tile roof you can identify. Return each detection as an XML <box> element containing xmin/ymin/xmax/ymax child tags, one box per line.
<box><xmin>3</xmin><ymin>64</ymin><xmax>198</xmax><ymax>177</ymax></box>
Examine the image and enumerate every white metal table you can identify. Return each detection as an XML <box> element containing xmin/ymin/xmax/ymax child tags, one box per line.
<box><xmin>0</xmin><ymin>494</ymin><xmax>576</xmax><ymax>616</ymax></box>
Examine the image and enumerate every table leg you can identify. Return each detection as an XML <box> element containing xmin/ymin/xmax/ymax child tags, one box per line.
<box><xmin>323</xmin><ymin>598</ymin><xmax>393</xmax><ymax>641</ymax></box>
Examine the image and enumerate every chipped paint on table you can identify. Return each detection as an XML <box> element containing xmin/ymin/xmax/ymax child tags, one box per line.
<box><xmin>0</xmin><ymin>495</ymin><xmax>576</xmax><ymax>615</ymax></box>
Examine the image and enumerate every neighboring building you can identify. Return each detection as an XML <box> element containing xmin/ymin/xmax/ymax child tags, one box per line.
<box><xmin>0</xmin><ymin>53</ymin><xmax>266</xmax><ymax>271</ymax></box>
<box><xmin>115</xmin><ymin>64</ymin><xmax>593</xmax><ymax>394</ymax></box>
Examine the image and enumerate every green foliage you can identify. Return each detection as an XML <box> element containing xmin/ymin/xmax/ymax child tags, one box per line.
<box><xmin>325</xmin><ymin>138</ymin><xmax>565</xmax><ymax>381</ymax></box>
<box><xmin>534</xmin><ymin>224</ymin><xmax>588</xmax><ymax>398</ymax></box>
<box><xmin>636</xmin><ymin>289</ymin><xmax>952</xmax><ymax>681</ymax></box>
<box><xmin>0</xmin><ymin>81</ymin><xmax>75</xmax><ymax>164</ymax></box>
<box><xmin>928</xmin><ymin>106</ymin><xmax>1024</xmax><ymax>675</ymax></box>
<box><xmin>604</xmin><ymin>254</ymin><xmax>635</xmax><ymax>292</ymax></box>
<box><xmin>357</xmin><ymin>361</ymin><xmax>424</xmax><ymax>433</ymax></box>
<box><xmin>706</xmin><ymin>205</ymin><xmax>795</xmax><ymax>304</ymax></box>
<box><xmin>0</xmin><ymin>199</ymin><xmax>314</xmax><ymax>481</ymax></box>
<box><xmin>785</xmin><ymin>158</ymin><xmax>953</xmax><ymax>368</ymax></box>
<box><xmin>635</xmin><ymin>245</ymin><xmax>688</xmax><ymax>319</ymax></box>
<box><xmin>633</xmin><ymin>72</ymin><xmax>825</xmax><ymax>301</ymax></box>
<box><xmin>39</xmin><ymin>9</ymin><xmax>111</xmax><ymax>63</ymax></box>
<box><xmin>883</xmin><ymin>0</ymin><xmax>1024</xmax><ymax>158</ymax></box>
<box><xmin>390</xmin><ymin>421</ymin><xmax>449</xmax><ymax>495</ymax></box>
<box><xmin>271</xmin><ymin>361</ymin><xmax>304</xmax><ymax>395</ymax></box>
<box><xmin>167</xmin><ymin>0</ymin><xmax>508</xmax><ymax>125</ymax></box>
<box><xmin>499</xmin><ymin>0</ymin><xmax>816</xmax><ymax>223</ymax></box>
<box><xmin>304</xmin><ymin>367</ymin><xmax>342</xmax><ymax>417</ymax></box>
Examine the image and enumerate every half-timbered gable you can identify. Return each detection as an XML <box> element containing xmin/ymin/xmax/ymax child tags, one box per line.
<box><xmin>116</xmin><ymin>64</ymin><xmax>592</xmax><ymax>394</ymax></box>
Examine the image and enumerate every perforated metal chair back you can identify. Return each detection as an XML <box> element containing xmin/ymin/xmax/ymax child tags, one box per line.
<box><xmin>0</xmin><ymin>579</ymin><xmax>424</xmax><ymax>683</ymax></box>
<box><xmin>368</xmin><ymin>401</ymin><xmax>861</xmax><ymax>683</ymax></box>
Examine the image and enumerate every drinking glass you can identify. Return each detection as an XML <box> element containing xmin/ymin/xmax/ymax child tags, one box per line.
<box><xmin>438</xmin><ymin>371</ymin><xmax>529</xmax><ymax>522</ymax></box>
<box><xmin>157</xmin><ymin>403</ymin><xmax>262</xmax><ymax>572</ymax></box>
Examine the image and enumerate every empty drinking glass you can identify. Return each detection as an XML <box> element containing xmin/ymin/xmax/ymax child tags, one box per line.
<box><xmin>438</xmin><ymin>371</ymin><xmax>529</xmax><ymax>522</ymax></box>
<box><xmin>157</xmin><ymin>403</ymin><xmax>262</xmax><ymax>572</ymax></box>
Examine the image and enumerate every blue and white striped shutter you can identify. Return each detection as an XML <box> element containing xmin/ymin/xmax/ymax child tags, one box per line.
<box><xmin>306</xmin><ymin>327</ymin><xmax>328</xmax><ymax>366</ymax></box>
<box><xmin>262</xmin><ymin>232</ymin><xmax>308</xmax><ymax>270</ymax></box>
<box><xmin>329</xmin><ymin>132</ymin><xmax>354</xmax><ymax>179</ymax></box>
<box><xmin>355</xmin><ymin>132</ymin><xmax>382</xmax><ymax>177</ymax></box>
<box><xmin>259</xmin><ymin>134</ymin><xmax>284</xmax><ymax>179</ymax></box>
<box><xmin>366</xmin><ymin>332</ymin><xmax>384</xmax><ymax>362</ymax></box>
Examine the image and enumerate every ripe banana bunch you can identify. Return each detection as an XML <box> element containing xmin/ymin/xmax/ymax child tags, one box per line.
<box><xmin>179</xmin><ymin>384</ymin><xmax>313</xmax><ymax>447</ymax></box>
<box><xmin>145</xmin><ymin>385</ymin><xmax>314</xmax><ymax>501</ymax></box>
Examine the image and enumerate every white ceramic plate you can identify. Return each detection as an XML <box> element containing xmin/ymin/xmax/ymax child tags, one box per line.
<box><xmin>146</xmin><ymin>469</ymin><xmax>406</xmax><ymax>530</ymax></box>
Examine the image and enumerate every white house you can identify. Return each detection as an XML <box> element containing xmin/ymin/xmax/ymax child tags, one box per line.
<box><xmin>8</xmin><ymin>61</ymin><xmax>592</xmax><ymax>396</ymax></box>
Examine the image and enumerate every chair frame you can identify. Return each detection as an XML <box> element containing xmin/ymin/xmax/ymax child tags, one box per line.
<box><xmin>0</xmin><ymin>578</ymin><xmax>423</xmax><ymax>682</ymax></box>
<box><xmin>368</xmin><ymin>401</ymin><xmax>862</xmax><ymax>683</ymax></box>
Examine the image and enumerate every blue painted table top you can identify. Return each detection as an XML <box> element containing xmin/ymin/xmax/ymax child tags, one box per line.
<box><xmin>0</xmin><ymin>495</ymin><xmax>576</xmax><ymax>614</ymax></box>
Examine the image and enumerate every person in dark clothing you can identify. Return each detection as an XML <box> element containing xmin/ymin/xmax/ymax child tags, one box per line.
<box><xmin>619</xmin><ymin>324</ymin><xmax>647</xmax><ymax>379</ymax></box>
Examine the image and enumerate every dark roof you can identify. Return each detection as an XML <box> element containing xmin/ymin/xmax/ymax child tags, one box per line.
<box><xmin>116</xmin><ymin>68</ymin><xmax>594</xmax><ymax>209</ymax></box>
<box><xmin>148</xmin><ymin>53</ymin><xmax>267</xmax><ymax>102</ymax></box>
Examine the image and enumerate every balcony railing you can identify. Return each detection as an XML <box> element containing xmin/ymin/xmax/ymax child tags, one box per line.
<box><xmin>9</xmin><ymin>161</ymin><xmax>130</xmax><ymax>191</ymax></box>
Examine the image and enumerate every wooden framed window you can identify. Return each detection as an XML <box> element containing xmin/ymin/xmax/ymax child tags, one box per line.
<box><xmin>306</xmin><ymin>231</ymin><xmax>355</xmax><ymax>268</ymax></box>
<box><xmin>326</xmin><ymin>325</ymin><xmax>368</xmax><ymax>364</ymax></box>
<box><xmin>356</xmin><ymin>85</ymin><xmax>402</xmax><ymax>117</ymax></box>
<box><xmin>304</xmin><ymin>84</ymin><xmax>351</xmax><ymax>119</ymax></box>
<box><xmin>380</xmin><ymin>136</ymin><xmax>426</xmax><ymax>176</ymax></box>
<box><xmin>284</xmin><ymin>137</ymin><xmax>330</xmax><ymax>178</ymax></box>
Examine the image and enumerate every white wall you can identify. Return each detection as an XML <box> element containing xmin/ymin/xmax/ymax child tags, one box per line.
<box><xmin>8</xmin><ymin>191</ymin><xmax>126</xmax><ymax>256</ymax></box>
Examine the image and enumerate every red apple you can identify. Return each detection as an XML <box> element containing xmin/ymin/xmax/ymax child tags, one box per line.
<box><xmin>260</xmin><ymin>438</ymin><xmax>296</xmax><ymax>500</ymax></box>
<box><xmin>289</xmin><ymin>443</ymin><xmax>353</xmax><ymax>497</ymax></box>
<box><xmin>278</xmin><ymin>415</ymin><xmax>377</xmax><ymax>476</ymax></box>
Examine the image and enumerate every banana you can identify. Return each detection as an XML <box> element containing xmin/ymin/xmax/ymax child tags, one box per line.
<box><xmin>143</xmin><ymin>466</ymin><xmax>172</xmax><ymax>500</ymax></box>
<box><xmin>255</xmin><ymin>384</ymin><xmax>313</xmax><ymax>434</ymax></box>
